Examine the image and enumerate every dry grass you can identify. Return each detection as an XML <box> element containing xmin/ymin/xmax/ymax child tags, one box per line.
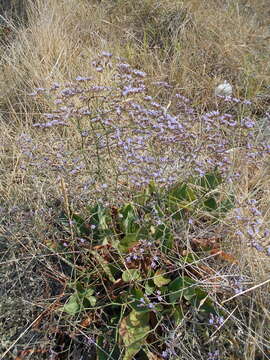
<box><xmin>0</xmin><ymin>0</ymin><xmax>270</xmax><ymax>359</ymax></box>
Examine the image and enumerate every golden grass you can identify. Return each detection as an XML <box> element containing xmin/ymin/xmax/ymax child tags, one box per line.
<box><xmin>0</xmin><ymin>0</ymin><xmax>270</xmax><ymax>358</ymax></box>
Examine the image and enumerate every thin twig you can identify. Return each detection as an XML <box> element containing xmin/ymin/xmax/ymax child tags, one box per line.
<box><xmin>222</xmin><ymin>278</ymin><xmax>270</xmax><ymax>304</ymax></box>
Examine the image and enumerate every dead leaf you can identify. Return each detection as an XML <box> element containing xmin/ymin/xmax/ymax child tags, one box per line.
<box><xmin>79</xmin><ymin>314</ymin><xmax>94</xmax><ymax>328</ymax></box>
<box><xmin>191</xmin><ymin>237</ymin><xmax>221</xmax><ymax>249</ymax></box>
<box><xmin>15</xmin><ymin>349</ymin><xmax>47</xmax><ymax>359</ymax></box>
<box><xmin>147</xmin><ymin>352</ymin><xmax>163</xmax><ymax>360</ymax></box>
<box><xmin>210</xmin><ymin>249</ymin><xmax>238</xmax><ymax>263</ymax></box>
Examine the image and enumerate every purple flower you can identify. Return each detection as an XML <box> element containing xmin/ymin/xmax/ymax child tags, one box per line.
<box><xmin>263</xmin><ymin>229</ymin><xmax>270</xmax><ymax>237</ymax></box>
<box><xmin>208</xmin><ymin>350</ymin><xmax>220</xmax><ymax>360</ymax></box>
<box><xmin>75</xmin><ymin>75</ymin><xmax>92</xmax><ymax>81</ymax></box>
<box><xmin>194</xmin><ymin>167</ymin><xmax>205</xmax><ymax>177</ymax></box>
<box><xmin>242</xmin><ymin>117</ymin><xmax>255</xmax><ymax>128</ymax></box>
<box><xmin>175</xmin><ymin>93</ymin><xmax>190</xmax><ymax>102</ymax></box>
<box><xmin>156</xmin><ymin>291</ymin><xmax>163</xmax><ymax>302</ymax></box>
<box><xmin>101</xmin><ymin>51</ymin><xmax>113</xmax><ymax>57</ymax></box>
<box><xmin>144</xmin><ymin>95</ymin><xmax>152</xmax><ymax>101</ymax></box>
<box><xmin>51</xmin><ymin>83</ymin><xmax>60</xmax><ymax>90</ymax></box>
<box><xmin>81</xmin><ymin>130</ymin><xmax>89</xmax><ymax>137</ymax></box>
<box><xmin>251</xmin><ymin>207</ymin><xmax>262</xmax><ymax>216</ymax></box>
<box><xmin>152</xmin><ymin>81</ymin><xmax>173</xmax><ymax>88</ymax></box>
<box><xmin>161</xmin><ymin>350</ymin><xmax>169</xmax><ymax>358</ymax></box>
<box><xmin>209</xmin><ymin>314</ymin><xmax>224</xmax><ymax>327</ymax></box>
<box><xmin>251</xmin><ymin>242</ymin><xmax>264</xmax><ymax>252</ymax></box>
<box><xmin>132</xmin><ymin>69</ymin><xmax>147</xmax><ymax>78</ymax></box>
<box><xmin>122</xmin><ymin>85</ymin><xmax>146</xmax><ymax>96</ymax></box>
<box><xmin>247</xmin><ymin>228</ymin><xmax>254</xmax><ymax>237</ymax></box>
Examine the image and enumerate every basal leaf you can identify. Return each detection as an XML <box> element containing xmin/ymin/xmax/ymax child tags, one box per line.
<box><xmin>122</xmin><ymin>269</ymin><xmax>142</xmax><ymax>282</ymax></box>
<box><xmin>145</xmin><ymin>280</ymin><xmax>155</xmax><ymax>295</ymax></box>
<box><xmin>118</xmin><ymin>232</ymin><xmax>140</xmax><ymax>253</ymax></box>
<box><xmin>87</xmin><ymin>203</ymin><xmax>112</xmax><ymax>243</ymax></box>
<box><xmin>171</xmin><ymin>306</ymin><xmax>184</xmax><ymax>324</ymax></box>
<box><xmin>83</xmin><ymin>288</ymin><xmax>97</xmax><ymax>306</ymax></box>
<box><xmin>119</xmin><ymin>203</ymin><xmax>139</xmax><ymax>234</ymax></box>
<box><xmin>193</xmin><ymin>171</ymin><xmax>222</xmax><ymax>191</ymax></box>
<box><xmin>71</xmin><ymin>213</ymin><xmax>90</xmax><ymax>236</ymax></box>
<box><xmin>168</xmin><ymin>182</ymin><xmax>196</xmax><ymax>202</ymax></box>
<box><xmin>219</xmin><ymin>195</ymin><xmax>235</xmax><ymax>213</ymax></box>
<box><xmin>97</xmin><ymin>336</ymin><xmax>120</xmax><ymax>360</ymax></box>
<box><xmin>60</xmin><ymin>294</ymin><xmax>80</xmax><ymax>315</ymax></box>
<box><xmin>129</xmin><ymin>288</ymin><xmax>149</xmax><ymax>312</ymax></box>
<box><xmin>154</xmin><ymin>224</ymin><xmax>174</xmax><ymax>253</ymax></box>
<box><xmin>203</xmin><ymin>196</ymin><xmax>218</xmax><ymax>211</ymax></box>
<box><xmin>91</xmin><ymin>250</ymin><xmax>116</xmax><ymax>282</ymax></box>
<box><xmin>153</xmin><ymin>269</ymin><xmax>171</xmax><ymax>287</ymax></box>
<box><xmin>119</xmin><ymin>310</ymin><xmax>150</xmax><ymax>360</ymax></box>
<box><xmin>168</xmin><ymin>276</ymin><xmax>196</xmax><ymax>304</ymax></box>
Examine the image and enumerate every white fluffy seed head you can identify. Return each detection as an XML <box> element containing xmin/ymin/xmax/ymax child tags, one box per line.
<box><xmin>214</xmin><ymin>80</ymin><xmax>233</xmax><ymax>97</ymax></box>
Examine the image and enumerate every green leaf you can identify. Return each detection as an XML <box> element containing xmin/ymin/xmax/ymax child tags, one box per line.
<box><xmin>122</xmin><ymin>269</ymin><xmax>142</xmax><ymax>282</ymax></box>
<box><xmin>130</xmin><ymin>288</ymin><xmax>144</xmax><ymax>299</ymax></box>
<box><xmin>154</xmin><ymin>223</ymin><xmax>174</xmax><ymax>253</ymax></box>
<box><xmin>166</xmin><ymin>182</ymin><xmax>197</xmax><ymax>220</ymax></box>
<box><xmin>153</xmin><ymin>269</ymin><xmax>171</xmax><ymax>287</ymax></box>
<box><xmin>97</xmin><ymin>336</ymin><xmax>120</xmax><ymax>360</ymax></box>
<box><xmin>148</xmin><ymin>180</ymin><xmax>159</xmax><ymax>195</ymax></box>
<box><xmin>118</xmin><ymin>232</ymin><xmax>140</xmax><ymax>253</ymax></box>
<box><xmin>91</xmin><ymin>250</ymin><xmax>116</xmax><ymax>282</ymax></box>
<box><xmin>60</xmin><ymin>294</ymin><xmax>80</xmax><ymax>315</ymax></box>
<box><xmin>97</xmin><ymin>337</ymin><xmax>109</xmax><ymax>360</ymax></box>
<box><xmin>168</xmin><ymin>182</ymin><xmax>196</xmax><ymax>202</ymax></box>
<box><xmin>145</xmin><ymin>280</ymin><xmax>155</xmax><ymax>295</ymax></box>
<box><xmin>168</xmin><ymin>276</ymin><xmax>196</xmax><ymax>304</ymax></box>
<box><xmin>171</xmin><ymin>306</ymin><xmax>184</xmax><ymax>324</ymax></box>
<box><xmin>119</xmin><ymin>203</ymin><xmax>139</xmax><ymax>234</ymax></box>
<box><xmin>190</xmin><ymin>290</ymin><xmax>214</xmax><ymax>313</ymax></box>
<box><xmin>129</xmin><ymin>288</ymin><xmax>149</xmax><ymax>312</ymax></box>
<box><xmin>203</xmin><ymin>196</ymin><xmax>218</xmax><ymax>211</ymax></box>
<box><xmin>83</xmin><ymin>288</ymin><xmax>97</xmax><ymax>306</ymax></box>
<box><xmin>219</xmin><ymin>195</ymin><xmax>235</xmax><ymax>213</ymax></box>
<box><xmin>193</xmin><ymin>171</ymin><xmax>222</xmax><ymax>191</ymax></box>
<box><xmin>183</xmin><ymin>286</ymin><xmax>196</xmax><ymax>301</ymax></box>
<box><xmin>75</xmin><ymin>281</ymin><xmax>85</xmax><ymax>293</ymax></box>
<box><xmin>120</xmin><ymin>310</ymin><xmax>150</xmax><ymax>360</ymax></box>
<box><xmin>133</xmin><ymin>188</ymin><xmax>151</xmax><ymax>207</ymax></box>
<box><xmin>87</xmin><ymin>203</ymin><xmax>112</xmax><ymax>243</ymax></box>
<box><xmin>71</xmin><ymin>213</ymin><xmax>90</xmax><ymax>236</ymax></box>
<box><xmin>60</xmin><ymin>285</ymin><xmax>97</xmax><ymax>315</ymax></box>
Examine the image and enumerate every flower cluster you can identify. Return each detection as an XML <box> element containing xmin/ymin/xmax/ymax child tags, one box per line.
<box><xmin>234</xmin><ymin>198</ymin><xmax>270</xmax><ymax>255</ymax></box>
<box><xmin>29</xmin><ymin>52</ymin><xmax>269</xmax><ymax>193</ymax></box>
<box><xmin>125</xmin><ymin>239</ymin><xmax>160</xmax><ymax>269</ymax></box>
<box><xmin>207</xmin><ymin>350</ymin><xmax>221</xmax><ymax>360</ymax></box>
<box><xmin>208</xmin><ymin>313</ymin><xmax>224</xmax><ymax>328</ymax></box>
